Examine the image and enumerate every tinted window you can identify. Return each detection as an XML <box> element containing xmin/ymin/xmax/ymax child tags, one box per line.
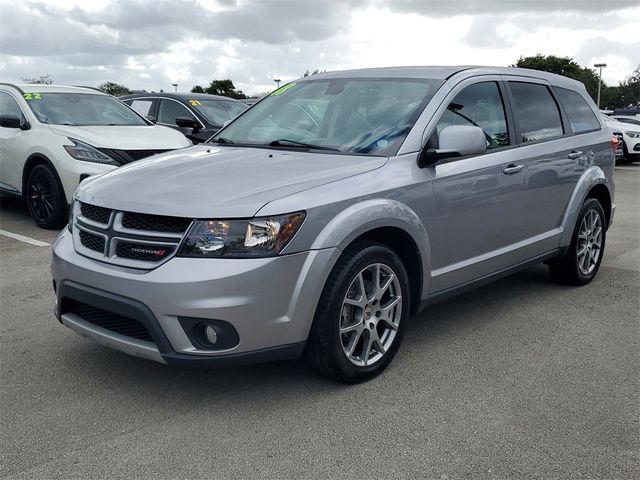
<box><xmin>614</xmin><ymin>117</ymin><xmax>640</xmax><ymax>126</ymax></box>
<box><xmin>510</xmin><ymin>82</ymin><xmax>563</xmax><ymax>142</ymax></box>
<box><xmin>436</xmin><ymin>82</ymin><xmax>509</xmax><ymax>149</ymax></box>
<box><xmin>189</xmin><ymin>100</ymin><xmax>247</xmax><ymax>125</ymax></box>
<box><xmin>0</xmin><ymin>92</ymin><xmax>25</xmax><ymax>120</ymax></box>
<box><xmin>129</xmin><ymin>99</ymin><xmax>154</xmax><ymax>117</ymax></box>
<box><xmin>553</xmin><ymin>87</ymin><xmax>600</xmax><ymax>133</ymax></box>
<box><xmin>157</xmin><ymin>99</ymin><xmax>196</xmax><ymax>125</ymax></box>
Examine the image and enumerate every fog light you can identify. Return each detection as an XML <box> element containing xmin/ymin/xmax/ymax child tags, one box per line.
<box><xmin>204</xmin><ymin>325</ymin><xmax>218</xmax><ymax>345</ymax></box>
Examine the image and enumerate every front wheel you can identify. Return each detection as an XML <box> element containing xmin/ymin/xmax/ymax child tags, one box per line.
<box><xmin>548</xmin><ymin>198</ymin><xmax>606</xmax><ymax>285</ymax></box>
<box><xmin>25</xmin><ymin>164</ymin><xmax>68</xmax><ymax>229</ymax></box>
<box><xmin>306</xmin><ymin>241</ymin><xmax>410</xmax><ymax>383</ymax></box>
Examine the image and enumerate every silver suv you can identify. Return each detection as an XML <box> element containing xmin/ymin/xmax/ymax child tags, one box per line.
<box><xmin>52</xmin><ymin>66</ymin><xmax>616</xmax><ymax>382</ymax></box>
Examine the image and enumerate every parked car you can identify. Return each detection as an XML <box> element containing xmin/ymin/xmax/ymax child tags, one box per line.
<box><xmin>602</xmin><ymin>115</ymin><xmax>640</xmax><ymax>163</ymax></box>
<box><xmin>0</xmin><ymin>84</ymin><xmax>191</xmax><ymax>228</ymax></box>
<box><xmin>612</xmin><ymin>116</ymin><xmax>640</xmax><ymax>127</ymax></box>
<box><xmin>120</xmin><ymin>92</ymin><xmax>247</xmax><ymax>144</ymax></box>
<box><xmin>53</xmin><ymin>66</ymin><xmax>616</xmax><ymax>383</ymax></box>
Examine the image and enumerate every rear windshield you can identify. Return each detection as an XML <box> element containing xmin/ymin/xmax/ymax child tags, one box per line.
<box><xmin>212</xmin><ymin>77</ymin><xmax>443</xmax><ymax>156</ymax></box>
<box><xmin>24</xmin><ymin>93</ymin><xmax>148</xmax><ymax>126</ymax></box>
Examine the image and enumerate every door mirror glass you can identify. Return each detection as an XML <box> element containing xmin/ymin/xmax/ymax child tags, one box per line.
<box><xmin>0</xmin><ymin>114</ymin><xmax>22</xmax><ymax>129</ymax></box>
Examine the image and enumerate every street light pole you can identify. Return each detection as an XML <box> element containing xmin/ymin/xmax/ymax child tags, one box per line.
<box><xmin>594</xmin><ymin>63</ymin><xmax>606</xmax><ymax>109</ymax></box>
<box><xmin>171</xmin><ymin>83</ymin><xmax>178</xmax><ymax>93</ymax></box>
<box><xmin>273</xmin><ymin>78</ymin><xmax>281</xmax><ymax>89</ymax></box>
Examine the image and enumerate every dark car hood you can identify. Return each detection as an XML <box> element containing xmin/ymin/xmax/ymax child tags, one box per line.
<box><xmin>77</xmin><ymin>145</ymin><xmax>387</xmax><ymax>218</ymax></box>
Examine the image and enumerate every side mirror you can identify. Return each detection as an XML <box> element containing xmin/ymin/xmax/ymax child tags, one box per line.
<box><xmin>175</xmin><ymin>116</ymin><xmax>199</xmax><ymax>130</ymax></box>
<box><xmin>0</xmin><ymin>114</ymin><xmax>23</xmax><ymax>129</ymax></box>
<box><xmin>418</xmin><ymin>125</ymin><xmax>487</xmax><ymax>167</ymax></box>
<box><xmin>145</xmin><ymin>115</ymin><xmax>157</xmax><ymax>124</ymax></box>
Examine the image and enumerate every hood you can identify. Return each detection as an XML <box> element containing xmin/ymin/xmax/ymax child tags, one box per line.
<box><xmin>49</xmin><ymin>124</ymin><xmax>190</xmax><ymax>149</ymax></box>
<box><xmin>77</xmin><ymin>145</ymin><xmax>387</xmax><ymax>218</ymax></box>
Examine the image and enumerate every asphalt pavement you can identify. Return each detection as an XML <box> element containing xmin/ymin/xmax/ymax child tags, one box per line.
<box><xmin>1</xmin><ymin>166</ymin><xmax>638</xmax><ymax>479</ymax></box>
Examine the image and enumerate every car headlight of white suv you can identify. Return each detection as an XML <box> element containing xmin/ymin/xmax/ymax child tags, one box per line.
<box><xmin>63</xmin><ymin>138</ymin><xmax>118</xmax><ymax>165</ymax></box>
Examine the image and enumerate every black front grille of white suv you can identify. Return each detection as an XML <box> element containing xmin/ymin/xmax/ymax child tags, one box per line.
<box><xmin>74</xmin><ymin>202</ymin><xmax>192</xmax><ymax>267</ymax></box>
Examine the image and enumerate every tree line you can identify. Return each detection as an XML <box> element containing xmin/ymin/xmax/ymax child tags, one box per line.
<box><xmin>21</xmin><ymin>56</ymin><xmax>640</xmax><ymax>109</ymax></box>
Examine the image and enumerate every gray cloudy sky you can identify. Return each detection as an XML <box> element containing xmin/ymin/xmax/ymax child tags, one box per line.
<box><xmin>1</xmin><ymin>0</ymin><xmax>638</xmax><ymax>95</ymax></box>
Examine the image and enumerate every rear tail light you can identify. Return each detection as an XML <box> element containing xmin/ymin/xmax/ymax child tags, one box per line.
<box><xmin>611</xmin><ymin>135</ymin><xmax>619</xmax><ymax>152</ymax></box>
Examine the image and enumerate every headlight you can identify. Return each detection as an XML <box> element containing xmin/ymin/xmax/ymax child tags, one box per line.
<box><xmin>624</xmin><ymin>131</ymin><xmax>640</xmax><ymax>138</ymax></box>
<box><xmin>63</xmin><ymin>138</ymin><xmax>118</xmax><ymax>165</ymax></box>
<box><xmin>177</xmin><ymin>212</ymin><xmax>305</xmax><ymax>258</ymax></box>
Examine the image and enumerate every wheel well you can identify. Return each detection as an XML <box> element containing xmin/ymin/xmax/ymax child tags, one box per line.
<box><xmin>22</xmin><ymin>154</ymin><xmax>63</xmax><ymax>200</ymax></box>
<box><xmin>587</xmin><ymin>184</ymin><xmax>612</xmax><ymax>227</ymax></box>
<box><xmin>351</xmin><ymin>227</ymin><xmax>423</xmax><ymax>315</ymax></box>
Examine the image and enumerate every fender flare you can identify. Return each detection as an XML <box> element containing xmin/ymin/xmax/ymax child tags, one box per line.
<box><xmin>559</xmin><ymin>165</ymin><xmax>611</xmax><ymax>245</ymax></box>
<box><xmin>310</xmin><ymin>199</ymin><xmax>432</xmax><ymax>299</ymax></box>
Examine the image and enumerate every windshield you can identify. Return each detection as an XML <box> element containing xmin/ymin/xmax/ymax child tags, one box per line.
<box><xmin>212</xmin><ymin>77</ymin><xmax>443</xmax><ymax>155</ymax></box>
<box><xmin>191</xmin><ymin>99</ymin><xmax>247</xmax><ymax>125</ymax></box>
<box><xmin>25</xmin><ymin>93</ymin><xmax>148</xmax><ymax>126</ymax></box>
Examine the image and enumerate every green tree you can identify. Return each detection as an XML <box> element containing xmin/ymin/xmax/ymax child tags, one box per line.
<box><xmin>201</xmin><ymin>79</ymin><xmax>246</xmax><ymax>99</ymax></box>
<box><xmin>22</xmin><ymin>74</ymin><xmax>53</xmax><ymax>84</ymax></box>
<box><xmin>303</xmin><ymin>69</ymin><xmax>326</xmax><ymax>77</ymax></box>
<box><xmin>190</xmin><ymin>85</ymin><xmax>205</xmax><ymax>93</ymax></box>
<box><xmin>97</xmin><ymin>82</ymin><xmax>130</xmax><ymax>96</ymax></box>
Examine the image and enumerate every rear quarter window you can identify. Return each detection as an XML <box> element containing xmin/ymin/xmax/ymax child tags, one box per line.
<box><xmin>509</xmin><ymin>82</ymin><xmax>564</xmax><ymax>143</ymax></box>
<box><xmin>553</xmin><ymin>87</ymin><xmax>601</xmax><ymax>133</ymax></box>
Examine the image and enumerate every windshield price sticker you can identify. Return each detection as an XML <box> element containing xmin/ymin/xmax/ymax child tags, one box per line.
<box><xmin>189</xmin><ymin>99</ymin><xmax>202</xmax><ymax>106</ymax></box>
<box><xmin>271</xmin><ymin>83</ymin><xmax>296</xmax><ymax>96</ymax></box>
<box><xmin>23</xmin><ymin>92</ymin><xmax>42</xmax><ymax>100</ymax></box>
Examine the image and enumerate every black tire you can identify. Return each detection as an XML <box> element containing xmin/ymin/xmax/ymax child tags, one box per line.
<box><xmin>306</xmin><ymin>241</ymin><xmax>411</xmax><ymax>383</ymax></box>
<box><xmin>548</xmin><ymin>198</ymin><xmax>606</xmax><ymax>286</ymax></box>
<box><xmin>25</xmin><ymin>164</ymin><xmax>68</xmax><ymax>229</ymax></box>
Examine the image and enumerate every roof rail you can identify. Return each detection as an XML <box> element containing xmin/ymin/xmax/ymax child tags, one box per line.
<box><xmin>74</xmin><ymin>85</ymin><xmax>103</xmax><ymax>92</ymax></box>
<box><xmin>0</xmin><ymin>82</ymin><xmax>24</xmax><ymax>94</ymax></box>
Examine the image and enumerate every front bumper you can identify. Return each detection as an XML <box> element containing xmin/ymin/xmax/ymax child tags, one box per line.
<box><xmin>52</xmin><ymin>229</ymin><xmax>340</xmax><ymax>365</ymax></box>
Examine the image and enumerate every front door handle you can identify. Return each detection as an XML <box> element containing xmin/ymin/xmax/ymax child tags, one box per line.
<box><xmin>503</xmin><ymin>164</ymin><xmax>524</xmax><ymax>175</ymax></box>
<box><xmin>567</xmin><ymin>151</ymin><xmax>583</xmax><ymax>159</ymax></box>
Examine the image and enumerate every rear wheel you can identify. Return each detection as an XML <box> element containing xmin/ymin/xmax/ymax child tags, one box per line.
<box><xmin>25</xmin><ymin>164</ymin><xmax>67</xmax><ymax>229</ymax></box>
<box><xmin>306</xmin><ymin>241</ymin><xmax>410</xmax><ymax>383</ymax></box>
<box><xmin>549</xmin><ymin>198</ymin><xmax>606</xmax><ymax>285</ymax></box>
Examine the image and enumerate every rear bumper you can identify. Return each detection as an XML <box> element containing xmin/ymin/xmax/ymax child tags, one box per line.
<box><xmin>52</xmin><ymin>229</ymin><xmax>339</xmax><ymax>365</ymax></box>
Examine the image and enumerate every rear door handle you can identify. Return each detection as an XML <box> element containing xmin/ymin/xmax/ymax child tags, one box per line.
<box><xmin>503</xmin><ymin>164</ymin><xmax>524</xmax><ymax>175</ymax></box>
<box><xmin>567</xmin><ymin>151</ymin><xmax>583</xmax><ymax>159</ymax></box>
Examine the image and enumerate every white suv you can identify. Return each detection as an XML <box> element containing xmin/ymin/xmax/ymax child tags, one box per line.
<box><xmin>0</xmin><ymin>84</ymin><xmax>191</xmax><ymax>228</ymax></box>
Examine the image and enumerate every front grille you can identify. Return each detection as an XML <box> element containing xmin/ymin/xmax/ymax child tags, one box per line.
<box><xmin>116</xmin><ymin>242</ymin><xmax>175</xmax><ymax>262</ymax></box>
<box><xmin>65</xmin><ymin>300</ymin><xmax>153</xmax><ymax>342</ymax></box>
<box><xmin>80</xmin><ymin>203</ymin><xmax>112</xmax><ymax>224</ymax></box>
<box><xmin>122</xmin><ymin>211</ymin><xmax>192</xmax><ymax>234</ymax></box>
<box><xmin>125</xmin><ymin>149</ymin><xmax>169</xmax><ymax>161</ymax></box>
<box><xmin>79</xmin><ymin>230</ymin><xmax>105</xmax><ymax>253</ymax></box>
<box><xmin>97</xmin><ymin>148</ymin><xmax>170</xmax><ymax>165</ymax></box>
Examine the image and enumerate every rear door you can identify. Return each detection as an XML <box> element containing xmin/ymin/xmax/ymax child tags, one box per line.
<box><xmin>504</xmin><ymin>78</ymin><xmax>595</xmax><ymax>247</ymax></box>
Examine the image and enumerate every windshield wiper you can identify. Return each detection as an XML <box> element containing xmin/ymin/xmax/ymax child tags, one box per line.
<box><xmin>209</xmin><ymin>137</ymin><xmax>234</xmax><ymax>144</ymax></box>
<box><xmin>268</xmin><ymin>139</ymin><xmax>341</xmax><ymax>152</ymax></box>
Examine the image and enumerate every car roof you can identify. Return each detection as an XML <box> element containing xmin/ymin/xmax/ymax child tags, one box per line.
<box><xmin>296</xmin><ymin>66</ymin><xmax>586</xmax><ymax>89</ymax></box>
<box><xmin>119</xmin><ymin>92</ymin><xmax>242</xmax><ymax>102</ymax></box>
<box><xmin>12</xmin><ymin>84</ymin><xmax>107</xmax><ymax>94</ymax></box>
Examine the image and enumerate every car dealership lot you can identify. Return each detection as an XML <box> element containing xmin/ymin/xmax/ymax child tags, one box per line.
<box><xmin>1</xmin><ymin>167</ymin><xmax>638</xmax><ymax>479</ymax></box>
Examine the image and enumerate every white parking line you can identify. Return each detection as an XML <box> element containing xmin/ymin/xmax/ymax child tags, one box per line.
<box><xmin>0</xmin><ymin>229</ymin><xmax>51</xmax><ymax>247</ymax></box>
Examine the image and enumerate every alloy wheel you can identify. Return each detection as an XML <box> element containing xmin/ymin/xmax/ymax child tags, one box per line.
<box><xmin>339</xmin><ymin>263</ymin><xmax>402</xmax><ymax>366</ymax></box>
<box><xmin>576</xmin><ymin>209</ymin><xmax>602</xmax><ymax>275</ymax></box>
<box><xmin>28</xmin><ymin>170</ymin><xmax>56</xmax><ymax>224</ymax></box>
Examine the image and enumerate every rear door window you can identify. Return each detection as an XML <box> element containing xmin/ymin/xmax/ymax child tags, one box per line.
<box><xmin>509</xmin><ymin>82</ymin><xmax>564</xmax><ymax>142</ymax></box>
<box><xmin>129</xmin><ymin>99</ymin><xmax>154</xmax><ymax>117</ymax></box>
<box><xmin>553</xmin><ymin>87</ymin><xmax>600</xmax><ymax>133</ymax></box>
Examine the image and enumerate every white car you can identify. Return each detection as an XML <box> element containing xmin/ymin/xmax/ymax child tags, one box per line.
<box><xmin>0</xmin><ymin>84</ymin><xmax>191</xmax><ymax>228</ymax></box>
<box><xmin>602</xmin><ymin>115</ymin><xmax>640</xmax><ymax>163</ymax></box>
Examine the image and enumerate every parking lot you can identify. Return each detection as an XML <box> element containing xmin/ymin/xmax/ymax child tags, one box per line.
<box><xmin>0</xmin><ymin>166</ymin><xmax>638</xmax><ymax>479</ymax></box>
